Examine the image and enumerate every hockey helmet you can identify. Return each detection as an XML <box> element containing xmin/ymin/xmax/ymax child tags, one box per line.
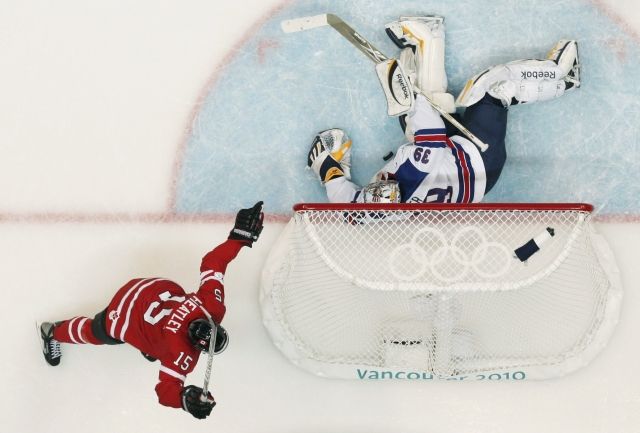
<box><xmin>188</xmin><ymin>319</ymin><xmax>229</xmax><ymax>354</ymax></box>
<box><xmin>362</xmin><ymin>180</ymin><xmax>401</xmax><ymax>203</ymax></box>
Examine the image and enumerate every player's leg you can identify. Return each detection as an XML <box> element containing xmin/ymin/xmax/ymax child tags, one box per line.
<box><xmin>453</xmin><ymin>40</ymin><xmax>579</xmax><ymax>193</ymax></box>
<box><xmin>456</xmin><ymin>40</ymin><xmax>580</xmax><ymax>108</ymax></box>
<box><xmin>453</xmin><ymin>94</ymin><xmax>508</xmax><ymax>193</ymax></box>
<box><xmin>40</xmin><ymin>309</ymin><xmax>123</xmax><ymax>366</ymax></box>
<box><xmin>385</xmin><ymin>16</ymin><xmax>456</xmax><ymax>113</ymax></box>
<box><xmin>41</xmin><ymin>317</ymin><xmax>102</xmax><ymax>367</ymax></box>
<box><xmin>39</xmin><ymin>322</ymin><xmax>63</xmax><ymax>366</ymax></box>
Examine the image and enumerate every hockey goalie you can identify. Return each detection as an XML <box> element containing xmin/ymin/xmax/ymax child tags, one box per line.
<box><xmin>307</xmin><ymin>16</ymin><xmax>580</xmax><ymax>204</ymax></box>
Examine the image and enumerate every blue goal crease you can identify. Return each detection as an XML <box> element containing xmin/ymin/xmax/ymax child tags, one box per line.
<box><xmin>174</xmin><ymin>0</ymin><xmax>640</xmax><ymax>216</ymax></box>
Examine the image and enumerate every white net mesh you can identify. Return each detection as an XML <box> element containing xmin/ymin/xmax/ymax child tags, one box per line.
<box><xmin>261</xmin><ymin>204</ymin><xmax>621</xmax><ymax>379</ymax></box>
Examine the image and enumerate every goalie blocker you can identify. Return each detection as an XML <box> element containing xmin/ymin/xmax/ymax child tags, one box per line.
<box><xmin>375</xmin><ymin>58</ymin><xmax>415</xmax><ymax>116</ymax></box>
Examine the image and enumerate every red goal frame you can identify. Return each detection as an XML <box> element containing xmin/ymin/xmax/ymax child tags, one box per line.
<box><xmin>293</xmin><ymin>203</ymin><xmax>594</xmax><ymax>213</ymax></box>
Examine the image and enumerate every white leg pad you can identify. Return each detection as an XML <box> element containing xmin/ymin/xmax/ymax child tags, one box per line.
<box><xmin>457</xmin><ymin>40</ymin><xmax>580</xmax><ymax>108</ymax></box>
<box><xmin>386</xmin><ymin>17</ymin><xmax>451</xmax><ymax>96</ymax></box>
<box><xmin>457</xmin><ymin>59</ymin><xmax>569</xmax><ymax>107</ymax></box>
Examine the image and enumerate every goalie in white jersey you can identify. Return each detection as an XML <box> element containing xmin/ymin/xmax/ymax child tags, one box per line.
<box><xmin>307</xmin><ymin>16</ymin><xmax>580</xmax><ymax>204</ymax></box>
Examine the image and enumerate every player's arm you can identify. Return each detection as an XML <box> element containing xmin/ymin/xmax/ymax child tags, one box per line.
<box><xmin>200</xmin><ymin>201</ymin><xmax>264</xmax><ymax>273</ymax></box>
<box><xmin>402</xmin><ymin>94</ymin><xmax>447</xmax><ymax>142</ymax></box>
<box><xmin>155</xmin><ymin>360</ymin><xmax>190</xmax><ymax>409</ymax></box>
<box><xmin>155</xmin><ymin>358</ymin><xmax>215</xmax><ymax>419</ymax></box>
<box><xmin>325</xmin><ymin>177</ymin><xmax>362</xmax><ymax>203</ymax></box>
<box><xmin>197</xmin><ymin>202</ymin><xmax>264</xmax><ymax>317</ymax></box>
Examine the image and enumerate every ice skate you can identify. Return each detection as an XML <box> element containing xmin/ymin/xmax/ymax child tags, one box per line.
<box><xmin>40</xmin><ymin>322</ymin><xmax>62</xmax><ymax>366</ymax></box>
<box><xmin>547</xmin><ymin>39</ymin><xmax>580</xmax><ymax>89</ymax></box>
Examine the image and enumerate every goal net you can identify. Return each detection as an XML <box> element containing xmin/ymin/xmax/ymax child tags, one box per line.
<box><xmin>260</xmin><ymin>203</ymin><xmax>622</xmax><ymax>380</ymax></box>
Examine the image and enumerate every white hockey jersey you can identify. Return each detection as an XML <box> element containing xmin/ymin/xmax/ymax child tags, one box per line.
<box><xmin>369</xmin><ymin>128</ymin><xmax>486</xmax><ymax>204</ymax></box>
<box><xmin>323</xmin><ymin>95</ymin><xmax>487</xmax><ymax>204</ymax></box>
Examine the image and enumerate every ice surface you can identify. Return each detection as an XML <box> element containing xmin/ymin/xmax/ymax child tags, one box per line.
<box><xmin>176</xmin><ymin>0</ymin><xmax>640</xmax><ymax>216</ymax></box>
<box><xmin>3</xmin><ymin>1</ymin><xmax>640</xmax><ymax>433</ymax></box>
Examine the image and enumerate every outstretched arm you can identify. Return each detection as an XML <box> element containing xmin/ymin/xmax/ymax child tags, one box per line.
<box><xmin>227</xmin><ymin>201</ymin><xmax>264</xmax><ymax>247</ymax></box>
<box><xmin>197</xmin><ymin>202</ymin><xmax>265</xmax><ymax>320</ymax></box>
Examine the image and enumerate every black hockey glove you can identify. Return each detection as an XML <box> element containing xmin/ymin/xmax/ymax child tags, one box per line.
<box><xmin>228</xmin><ymin>201</ymin><xmax>264</xmax><ymax>247</ymax></box>
<box><xmin>181</xmin><ymin>385</ymin><xmax>216</xmax><ymax>420</ymax></box>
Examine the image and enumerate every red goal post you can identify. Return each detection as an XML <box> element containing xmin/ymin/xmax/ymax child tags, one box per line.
<box><xmin>261</xmin><ymin>202</ymin><xmax>622</xmax><ymax>380</ymax></box>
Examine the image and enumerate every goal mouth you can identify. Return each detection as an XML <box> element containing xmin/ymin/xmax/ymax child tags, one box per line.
<box><xmin>261</xmin><ymin>201</ymin><xmax>622</xmax><ymax>380</ymax></box>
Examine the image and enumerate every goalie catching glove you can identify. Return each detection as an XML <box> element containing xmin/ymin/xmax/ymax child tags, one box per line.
<box><xmin>228</xmin><ymin>201</ymin><xmax>264</xmax><ymax>247</ymax></box>
<box><xmin>181</xmin><ymin>385</ymin><xmax>216</xmax><ymax>419</ymax></box>
<box><xmin>307</xmin><ymin>128</ymin><xmax>352</xmax><ymax>183</ymax></box>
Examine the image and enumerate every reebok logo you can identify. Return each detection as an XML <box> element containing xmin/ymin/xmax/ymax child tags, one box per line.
<box><xmin>521</xmin><ymin>70</ymin><xmax>556</xmax><ymax>80</ymax></box>
<box><xmin>395</xmin><ymin>72</ymin><xmax>410</xmax><ymax>100</ymax></box>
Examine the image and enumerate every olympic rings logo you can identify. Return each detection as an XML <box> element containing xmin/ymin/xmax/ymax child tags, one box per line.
<box><xmin>388</xmin><ymin>226</ymin><xmax>513</xmax><ymax>283</ymax></box>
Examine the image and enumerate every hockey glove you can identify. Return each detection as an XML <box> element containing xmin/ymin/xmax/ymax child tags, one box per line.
<box><xmin>181</xmin><ymin>385</ymin><xmax>216</xmax><ymax>419</ymax></box>
<box><xmin>228</xmin><ymin>201</ymin><xmax>264</xmax><ymax>247</ymax></box>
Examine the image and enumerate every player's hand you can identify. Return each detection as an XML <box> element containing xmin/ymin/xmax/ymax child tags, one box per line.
<box><xmin>228</xmin><ymin>201</ymin><xmax>264</xmax><ymax>247</ymax></box>
<box><xmin>181</xmin><ymin>385</ymin><xmax>216</xmax><ymax>419</ymax></box>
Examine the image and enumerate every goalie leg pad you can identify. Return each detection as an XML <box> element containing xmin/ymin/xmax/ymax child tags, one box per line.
<box><xmin>457</xmin><ymin>40</ymin><xmax>580</xmax><ymax>108</ymax></box>
<box><xmin>375</xmin><ymin>58</ymin><xmax>415</xmax><ymax>116</ymax></box>
<box><xmin>457</xmin><ymin>60</ymin><xmax>570</xmax><ymax>108</ymax></box>
<box><xmin>385</xmin><ymin>16</ymin><xmax>454</xmax><ymax>112</ymax></box>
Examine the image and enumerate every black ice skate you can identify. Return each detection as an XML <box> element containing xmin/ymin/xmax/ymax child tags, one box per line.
<box><xmin>40</xmin><ymin>322</ymin><xmax>62</xmax><ymax>366</ymax></box>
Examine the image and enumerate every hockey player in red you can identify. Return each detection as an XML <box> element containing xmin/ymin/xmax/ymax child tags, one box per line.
<box><xmin>39</xmin><ymin>202</ymin><xmax>264</xmax><ymax>420</ymax></box>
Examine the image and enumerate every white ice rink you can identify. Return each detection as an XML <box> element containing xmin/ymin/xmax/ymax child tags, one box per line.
<box><xmin>2</xmin><ymin>1</ymin><xmax>640</xmax><ymax>432</ymax></box>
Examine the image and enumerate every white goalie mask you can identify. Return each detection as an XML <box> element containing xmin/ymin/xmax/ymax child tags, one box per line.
<box><xmin>362</xmin><ymin>180</ymin><xmax>401</xmax><ymax>203</ymax></box>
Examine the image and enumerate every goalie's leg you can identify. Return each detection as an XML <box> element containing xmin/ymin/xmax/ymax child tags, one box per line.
<box><xmin>385</xmin><ymin>16</ymin><xmax>456</xmax><ymax>113</ymax></box>
<box><xmin>456</xmin><ymin>40</ymin><xmax>580</xmax><ymax>108</ymax></box>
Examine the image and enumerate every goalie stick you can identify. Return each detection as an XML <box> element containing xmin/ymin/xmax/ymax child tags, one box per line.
<box><xmin>281</xmin><ymin>13</ymin><xmax>489</xmax><ymax>152</ymax></box>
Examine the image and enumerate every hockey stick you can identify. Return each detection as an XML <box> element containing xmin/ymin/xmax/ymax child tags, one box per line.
<box><xmin>197</xmin><ymin>306</ymin><xmax>218</xmax><ymax>402</ymax></box>
<box><xmin>281</xmin><ymin>13</ymin><xmax>489</xmax><ymax>152</ymax></box>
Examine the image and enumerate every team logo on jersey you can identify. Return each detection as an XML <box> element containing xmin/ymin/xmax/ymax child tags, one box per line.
<box><xmin>109</xmin><ymin>311</ymin><xmax>119</xmax><ymax>321</ymax></box>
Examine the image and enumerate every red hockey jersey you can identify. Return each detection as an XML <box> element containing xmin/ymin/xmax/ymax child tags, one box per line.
<box><xmin>103</xmin><ymin>239</ymin><xmax>245</xmax><ymax>408</ymax></box>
